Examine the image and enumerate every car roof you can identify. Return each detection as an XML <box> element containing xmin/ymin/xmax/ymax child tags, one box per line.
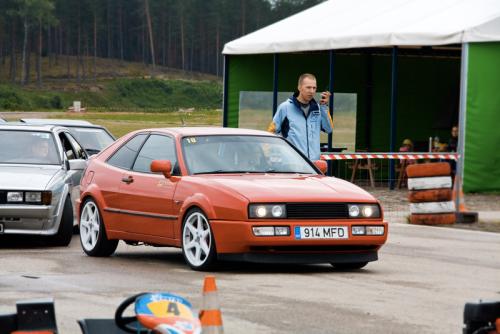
<box><xmin>137</xmin><ymin>127</ymin><xmax>276</xmax><ymax>137</ymax></box>
<box><xmin>20</xmin><ymin>118</ymin><xmax>95</xmax><ymax>126</ymax></box>
<box><xmin>0</xmin><ymin>123</ymin><xmax>65</xmax><ymax>132</ymax></box>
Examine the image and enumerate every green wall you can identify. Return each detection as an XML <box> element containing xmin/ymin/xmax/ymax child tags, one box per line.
<box><xmin>464</xmin><ymin>42</ymin><xmax>500</xmax><ymax>192</ymax></box>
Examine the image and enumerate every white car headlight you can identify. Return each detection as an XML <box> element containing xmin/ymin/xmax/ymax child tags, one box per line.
<box><xmin>348</xmin><ymin>204</ymin><xmax>380</xmax><ymax>218</ymax></box>
<box><xmin>25</xmin><ymin>192</ymin><xmax>42</xmax><ymax>203</ymax></box>
<box><xmin>7</xmin><ymin>192</ymin><xmax>23</xmax><ymax>202</ymax></box>
<box><xmin>249</xmin><ymin>204</ymin><xmax>286</xmax><ymax>219</ymax></box>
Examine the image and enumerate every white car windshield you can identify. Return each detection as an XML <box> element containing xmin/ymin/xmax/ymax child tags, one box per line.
<box><xmin>67</xmin><ymin>127</ymin><xmax>114</xmax><ymax>153</ymax></box>
<box><xmin>0</xmin><ymin>130</ymin><xmax>60</xmax><ymax>165</ymax></box>
<box><xmin>182</xmin><ymin>135</ymin><xmax>317</xmax><ymax>175</ymax></box>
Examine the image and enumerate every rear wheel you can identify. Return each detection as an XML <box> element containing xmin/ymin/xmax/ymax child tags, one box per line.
<box><xmin>50</xmin><ymin>196</ymin><xmax>74</xmax><ymax>247</ymax></box>
<box><xmin>181</xmin><ymin>208</ymin><xmax>217</xmax><ymax>271</ymax></box>
<box><xmin>79</xmin><ymin>199</ymin><xmax>118</xmax><ymax>257</ymax></box>
<box><xmin>331</xmin><ymin>262</ymin><xmax>368</xmax><ymax>270</ymax></box>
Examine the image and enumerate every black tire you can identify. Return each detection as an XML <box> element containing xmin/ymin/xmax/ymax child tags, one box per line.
<box><xmin>331</xmin><ymin>262</ymin><xmax>368</xmax><ymax>270</ymax></box>
<box><xmin>181</xmin><ymin>208</ymin><xmax>217</xmax><ymax>271</ymax></box>
<box><xmin>79</xmin><ymin>198</ymin><xmax>118</xmax><ymax>257</ymax></box>
<box><xmin>50</xmin><ymin>196</ymin><xmax>74</xmax><ymax>247</ymax></box>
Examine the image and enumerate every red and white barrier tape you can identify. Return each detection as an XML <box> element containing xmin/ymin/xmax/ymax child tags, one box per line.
<box><xmin>320</xmin><ymin>153</ymin><xmax>459</xmax><ymax>161</ymax></box>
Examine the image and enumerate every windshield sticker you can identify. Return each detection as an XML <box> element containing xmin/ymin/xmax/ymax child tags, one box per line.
<box><xmin>186</xmin><ymin>137</ymin><xmax>197</xmax><ymax>144</ymax></box>
<box><xmin>31</xmin><ymin>133</ymin><xmax>50</xmax><ymax>139</ymax></box>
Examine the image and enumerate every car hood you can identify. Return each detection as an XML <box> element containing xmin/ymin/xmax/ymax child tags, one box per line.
<box><xmin>197</xmin><ymin>174</ymin><xmax>377</xmax><ymax>203</ymax></box>
<box><xmin>0</xmin><ymin>165</ymin><xmax>61</xmax><ymax>190</ymax></box>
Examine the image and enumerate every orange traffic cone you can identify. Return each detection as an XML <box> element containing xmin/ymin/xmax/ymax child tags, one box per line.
<box><xmin>452</xmin><ymin>175</ymin><xmax>478</xmax><ymax>224</ymax></box>
<box><xmin>199</xmin><ymin>276</ymin><xmax>223</xmax><ymax>333</ymax></box>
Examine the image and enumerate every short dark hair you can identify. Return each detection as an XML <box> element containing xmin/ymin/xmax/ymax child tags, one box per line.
<box><xmin>298</xmin><ymin>73</ymin><xmax>316</xmax><ymax>86</ymax></box>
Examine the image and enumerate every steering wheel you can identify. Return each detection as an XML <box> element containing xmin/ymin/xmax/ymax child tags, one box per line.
<box><xmin>114</xmin><ymin>292</ymin><xmax>149</xmax><ymax>333</ymax></box>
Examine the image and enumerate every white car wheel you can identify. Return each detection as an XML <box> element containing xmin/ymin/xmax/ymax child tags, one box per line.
<box><xmin>182</xmin><ymin>209</ymin><xmax>216</xmax><ymax>270</ymax></box>
<box><xmin>79</xmin><ymin>199</ymin><xmax>118</xmax><ymax>257</ymax></box>
<box><xmin>80</xmin><ymin>200</ymin><xmax>100</xmax><ymax>252</ymax></box>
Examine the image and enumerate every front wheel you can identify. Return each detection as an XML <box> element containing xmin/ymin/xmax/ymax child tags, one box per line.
<box><xmin>50</xmin><ymin>196</ymin><xmax>74</xmax><ymax>247</ymax></box>
<box><xmin>79</xmin><ymin>198</ymin><xmax>118</xmax><ymax>257</ymax></box>
<box><xmin>331</xmin><ymin>262</ymin><xmax>368</xmax><ymax>270</ymax></box>
<box><xmin>181</xmin><ymin>208</ymin><xmax>217</xmax><ymax>271</ymax></box>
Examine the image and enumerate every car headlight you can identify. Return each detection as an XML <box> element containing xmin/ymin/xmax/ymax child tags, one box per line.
<box><xmin>7</xmin><ymin>192</ymin><xmax>23</xmax><ymax>202</ymax></box>
<box><xmin>249</xmin><ymin>204</ymin><xmax>286</xmax><ymax>219</ymax></box>
<box><xmin>6</xmin><ymin>191</ymin><xmax>52</xmax><ymax>205</ymax></box>
<box><xmin>348</xmin><ymin>204</ymin><xmax>380</xmax><ymax>218</ymax></box>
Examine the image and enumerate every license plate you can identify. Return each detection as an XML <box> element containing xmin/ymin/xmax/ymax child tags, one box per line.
<box><xmin>295</xmin><ymin>226</ymin><xmax>348</xmax><ymax>240</ymax></box>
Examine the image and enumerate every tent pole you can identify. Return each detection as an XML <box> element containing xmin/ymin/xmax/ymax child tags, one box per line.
<box><xmin>328</xmin><ymin>50</ymin><xmax>335</xmax><ymax>175</ymax></box>
<box><xmin>222</xmin><ymin>55</ymin><xmax>229</xmax><ymax>127</ymax></box>
<box><xmin>389</xmin><ymin>46</ymin><xmax>398</xmax><ymax>189</ymax></box>
<box><xmin>455</xmin><ymin>43</ymin><xmax>469</xmax><ymax>210</ymax></box>
<box><xmin>272</xmin><ymin>54</ymin><xmax>279</xmax><ymax>116</ymax></box>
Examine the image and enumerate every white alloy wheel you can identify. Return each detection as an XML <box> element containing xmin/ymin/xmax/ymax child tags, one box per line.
<box><xmin>80</xmin><ymin>200</ymin><xmax>101</xmax><ymax>252</ymax></box>
<box><xmin>182</xmin><ymin>211</ymin><xmax>213</xmax><ymax>268</ymax></box>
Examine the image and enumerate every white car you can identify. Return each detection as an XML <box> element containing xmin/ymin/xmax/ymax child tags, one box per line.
<box><xmin>0</xmin><ymin>124</ymin><xmax>87</xmax><ymax>246</ymax></box>
<box><xmin>20</xmin><ymin>119</ymin><xmax>116</xmax><ymax>155</ymax></box>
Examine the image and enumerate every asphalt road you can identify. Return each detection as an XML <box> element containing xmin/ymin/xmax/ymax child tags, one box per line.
<box><xmin>0</xmin><ymin>223</ymin><xmax>499</xmax><ymax>334</ymax></box>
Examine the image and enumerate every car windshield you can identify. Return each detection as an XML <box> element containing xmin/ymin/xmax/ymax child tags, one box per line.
<box><xmin>67</xmin><ymin>127</ymin><xmax>114</xmax><ymax>153</ymax></box>
<box><xmin>0</xmin><ymin>130</ymin><xmax>60</xmax><ymax>165</ymax></box>
<box><xmin>182</xmin><ymin>135</ymin><xmax>317</xmax><ymax>175</ymax></box>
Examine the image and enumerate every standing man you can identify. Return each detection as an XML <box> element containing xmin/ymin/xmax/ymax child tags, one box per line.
<box><xmin>268</xmin><ymin>73</ymin><xmax>333</xmax><ymax>161</ymax></box>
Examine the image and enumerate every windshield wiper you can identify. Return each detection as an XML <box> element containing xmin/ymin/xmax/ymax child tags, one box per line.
<box><xmin>264</xmin><ymin>169</ymin><xmax>313</xmax><ymax>174</ymax></box>
<box><xmin>194</xmin><ymin>170</ymin><xmax>263</xmax><ymax>175</ymax></box>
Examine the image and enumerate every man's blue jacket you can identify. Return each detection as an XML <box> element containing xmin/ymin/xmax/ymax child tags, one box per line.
<box><xmin>268</xmin><ymin>94</ymin><xmax>334</xmax><ymax>160</ymax></box>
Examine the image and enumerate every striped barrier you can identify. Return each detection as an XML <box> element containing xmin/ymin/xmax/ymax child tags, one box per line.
<box><xmin>321</xmin><ymin>152</ymin><xmax>459</xmax><ymax>160</ymax></box>
<box><xmin>406</xmin><ymin>162</ymin><xmax>456</xmax><ymax>225</ymax></box>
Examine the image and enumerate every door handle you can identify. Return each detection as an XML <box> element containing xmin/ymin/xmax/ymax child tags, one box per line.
<box><xmin>121</xmin><ymin>176</ymin><xmax>134</xmax><ymax>184</ymax></box>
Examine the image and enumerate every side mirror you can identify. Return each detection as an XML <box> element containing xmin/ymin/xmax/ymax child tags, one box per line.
<box><xmin>314</xmin><ymin>160</ymin><xmax>328</xmax><ymax>174</ymax></box>
<box><xmin>68</xmin><ymin>159</ymin><xmax>87</xmax><ymax>171</ymax></box>
<box><xmin>151</xmin><ymin>160</ymin><xmax>172</xmax><ymax>178</ymax></box>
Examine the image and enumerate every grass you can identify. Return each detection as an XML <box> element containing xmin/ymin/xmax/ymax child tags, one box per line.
<box><xmin>1</xmin><ymin>110</ymin><xmax>222</xmax><ymax>138</ymax></box>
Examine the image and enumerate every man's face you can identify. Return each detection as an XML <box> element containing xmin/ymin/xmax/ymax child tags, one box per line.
<box><xmin>297</xmin><ymin>77</ymin><xmax>317</xmax><ymax>103</ymax></box>
<box><xmin>451</xmin><ymin>126</ymin><xmax>458</xmax><ymax>138</ymax></box>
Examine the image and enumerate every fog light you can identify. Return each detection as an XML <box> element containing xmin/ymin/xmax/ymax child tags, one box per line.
<box><xmin>274</xmin><ymin>226</ymin><xmax>290</xmax><ymax>236</ymax></box>
<box><xmin>366</xmin><ymin>226</ymin><xmax>385</xmax><ymax>235</ymax></box>
<box><xmin>252</xmin><ymin>226</ymin><xmax>274</xmax><ymax>236</ymax></box>
<box><xmin>7</xmin><ymin>192</ymin><xmax>23</xmax><ymax>202</ymax></box>
<box><xmin>348</xmin><ymin>205</ymin><xmax>360</xmax><ymax>217</ymax></box>
<box><xmin>25</xmin><ymin>192</ymin><xmax>42</xmax><ymax>203</ymax></box>
<box><xmin>351</xmin><ymin>226</ymin><xmax>366</xmax><ymax>235</ymax></box>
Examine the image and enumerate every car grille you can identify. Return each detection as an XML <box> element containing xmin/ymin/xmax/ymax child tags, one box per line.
<box><xmin>0</xmin><ymin>191</ymin><xmax>7</xmax><ymax>204</ymax></box>
<box><xmin>286</xmin><ymin>203</ymin><xmax>348</xmax><ymax>219</ymax></box>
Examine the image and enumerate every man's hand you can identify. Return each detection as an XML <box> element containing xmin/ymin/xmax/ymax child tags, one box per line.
<box><xmin>319</xmin><ymin>91</ymin><xmax>331</xmax><ymax>105</ymax></box>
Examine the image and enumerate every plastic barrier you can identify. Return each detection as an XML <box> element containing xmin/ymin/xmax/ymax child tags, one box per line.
<box><xmin>407</xmin><ymin>162</ymin><xmax>456</xmax><ymax>225</ymax></box>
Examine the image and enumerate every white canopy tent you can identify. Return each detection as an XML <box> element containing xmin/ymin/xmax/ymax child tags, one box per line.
<box><xmin>223</xmin><ymin>0</ymin><xmax>500</xmax><ymax>55</ymax></box>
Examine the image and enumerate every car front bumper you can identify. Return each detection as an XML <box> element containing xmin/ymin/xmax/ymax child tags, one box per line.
<box><xmin>210</xmin><ymin>219</ymin><xmax>388</xmax><ymax>264</ymax></box>
<box><xmin>0</xmin><ymin>204</ymin><xmax>61</xmax><ymax>235</ymax></box>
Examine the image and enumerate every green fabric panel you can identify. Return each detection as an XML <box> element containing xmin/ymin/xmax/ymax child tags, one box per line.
<box><xmin>227</xmin><ymin>55</ymin><xmax>274</xmax><ymax>127</ymax></box>
<box><xmin>464</xmin><ymin>42</ymin><xmax>500</xmax><ymax>192</ymax></box>
<box><xmin>371</xmin><ymin>55</ymin><xmax>460</xmax><ymax>152</ymax></box>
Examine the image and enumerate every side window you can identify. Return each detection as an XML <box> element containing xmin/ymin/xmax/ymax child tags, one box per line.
<box><xmin>59</xmin><ymin>133</ymin><xmax>77</xmax><ymax>160</ymax></box>
<box><xmin>132</xmin><ymin>134</ymin><xmax>178</xmax><ymax>174</ymax></box>
<box><xmin>65</xmin><ymin>133</ymin><xmax>87</xmax><ymax>159</ymax></box>
<box><xmin>107</xmin><ymin>134</ymin><xmax>148</xmax><ymax>170</ymax></box>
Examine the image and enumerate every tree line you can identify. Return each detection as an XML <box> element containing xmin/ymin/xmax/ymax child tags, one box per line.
<box><xmin>0</xmin><ymin>0</ymin><xmax>323</xmax><ymax>86</ymax></box>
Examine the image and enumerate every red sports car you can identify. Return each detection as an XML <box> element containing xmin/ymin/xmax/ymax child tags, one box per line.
<box><xmin>77</xmin><ymin>127</ymin><xmax>388</xmax><ymax>270</ymax></box>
